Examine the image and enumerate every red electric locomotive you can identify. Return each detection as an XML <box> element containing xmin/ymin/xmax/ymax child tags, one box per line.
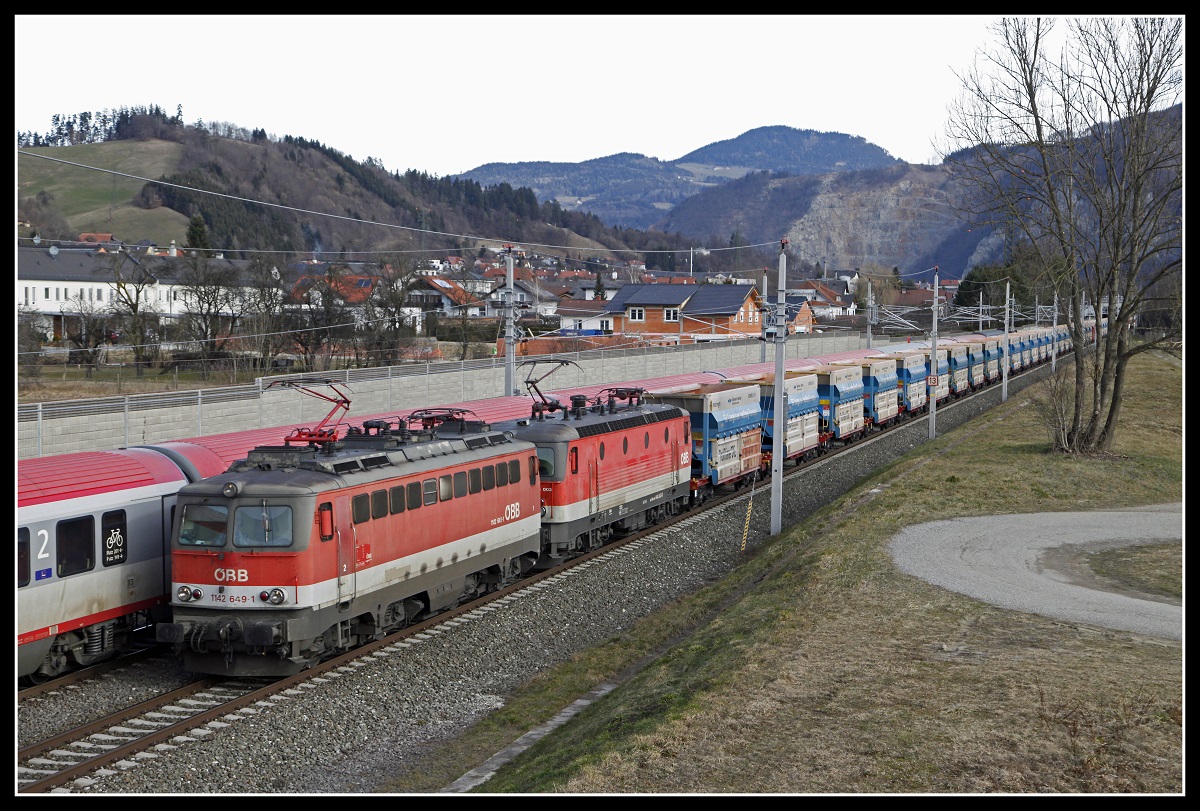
<box><xmin>156</xmin><ymin>398</ymin><xmax>543</xmax><ymax>677</ymax></box>
<box><xmin>501</xmin><ymin>365</ymin><xmax>693</xmax><ymax>569</ymax></box>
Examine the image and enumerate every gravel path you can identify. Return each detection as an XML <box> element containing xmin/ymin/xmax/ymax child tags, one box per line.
<box><xmin>888</xmin><ymin>504</ymin><xmax>1183</xmax><ymax>640</ymax></box>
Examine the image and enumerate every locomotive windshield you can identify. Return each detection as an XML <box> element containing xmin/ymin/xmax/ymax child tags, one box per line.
<box><xmin>178</xmin><ymin>503</ymin><xmax>229</xmax><ymax>547</ymax></box>
<box><xmin>535</xmin><ymin>445</ymin><xmax>565</xmax><ymax>482</ymax></box>
<box><xmin>177</xmin><ymin>501</ymin><xmax>294</xmax><ymax>548</ymax></box>
<box><xmin>233</xmin><ymin>502</ymin><xmax>293</xmax><ymax>548</ymax></box>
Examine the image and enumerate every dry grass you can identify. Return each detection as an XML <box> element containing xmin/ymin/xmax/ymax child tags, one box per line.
<box><xmin>380</xmin><ymin>351</ymin><xmax>1181</xmax><ymax>794</ymax></box>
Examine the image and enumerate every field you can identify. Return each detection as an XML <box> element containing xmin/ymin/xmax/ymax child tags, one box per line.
<box><xmin>380</xmin><ymin>351</ymin><xmax>1183</xmax><ymax>794</ymax></box>
<box><xmin>18</xmin><ymin>140</ymin><xmax>190</xmax><ymax>246</ymax></box>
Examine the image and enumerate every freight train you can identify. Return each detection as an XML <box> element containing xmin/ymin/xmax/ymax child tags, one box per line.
<box><xmin>17</xmin><ymin>324</ymin><xmax>1089</xmax><ymax>682</ymax></box>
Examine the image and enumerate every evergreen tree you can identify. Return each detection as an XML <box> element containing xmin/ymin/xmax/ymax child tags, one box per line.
<box><xmin>185</xmin><ymin>213</ymin><xmax>212</xmax><ymax>256</ymax></box>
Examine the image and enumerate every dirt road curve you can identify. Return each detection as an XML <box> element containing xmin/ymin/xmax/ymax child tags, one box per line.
<box><xmin>887</xmin><ymin>504</ymin><xmax>1183</xmax><ymax>641</ymax></box>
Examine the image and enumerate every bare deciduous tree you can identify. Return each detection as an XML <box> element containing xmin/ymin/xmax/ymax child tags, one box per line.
<box><xmin>943</xmin><ymin>16</ymin><xmax>1182</xmax><ymax>454</ymax></box>
<box><xmin>105</xmin><ymin>250</ymin><xmax>161</xmax><ymax>376</ymax></box>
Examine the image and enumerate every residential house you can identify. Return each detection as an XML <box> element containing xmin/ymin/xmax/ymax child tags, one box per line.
<box><xmin>601</xmin><ymin>282</ymin><xmax>765</xmax><ymax>344</ymax></box>
<box><xmin>793</xmin><ymin>279</ymin><xmax>858</xmax><ymax>319</ymax></box>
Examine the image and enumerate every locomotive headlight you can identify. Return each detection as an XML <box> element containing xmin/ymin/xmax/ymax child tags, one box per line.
<box><xmin>259</xmin><ymin>588</ymin><xmax>287</xmax><ymax>605</ymax></box>
<box><xmin>177</xmin><ymin>585</ymin><xmax>202</xmax><ymax>602</ymax></box>
<box><xmin>222</xmin><ymin>482</ymin><xmax>239</xmax><ymax>498</ymax></box>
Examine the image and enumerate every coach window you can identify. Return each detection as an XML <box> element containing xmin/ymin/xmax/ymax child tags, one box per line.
<box><xmin>179</xmin><ymin>504</ymin><xmax>229</xmax><ymax>547</ymax></box>
<box><xmin>390</xmin><ymin>485</ymin><xmax>406</xmax><ymax>514</ymax></box>
<box><xmin>234</xmin><ymin>503</ymin><xmax>294</xmax><ymax>547</ymax></box>
<box><xmin>453</xmin><ymin>471</ymin><xmax>468</xmax><ymax>498</ymax></box>
<box><xmin>469</xmin><ymin>468</ymin><xmax>482</xmax><ymax>494</ymax></box>
<box><xmin>372</xmin><ymin>490</ymin><xmax>388</xmax><ymax>520</ymax></box>
<box><xmin>352</xmin><ymin>494</ymin><xmax>371</xmax><ymax>524</ymax></box>
<box><xmin>496</xmin><ymin>461</ymin><xmax>509</xmax><ymax>487</ymax></box>
<box><xmin>407</xmin><ymin>481</ymin><xmax>423</xmax><ymax>510</ymax></box>
<box><xmin>18</xmin><ymin>528</ymin><xmax>30</xmax><ymax>588</ymax></box>
<box><xmin>101</xmin><ymin>510</ymin><xmax>128</xmax><ymax>567</ymax></box>
<box><xmin>482</xmin><ymin>464</ymin><xmax>495</xmax><ymax>491</ymax></box>
<box><xmin>423</xmin><ymin>478</ymin><xmax>438</xmax><ymax>506</ymax></box>
<box><xmin>509</xmin><ymin>460</ymin><xmax>522</xmax><ymax>486</ymax></box>
<box><xmin>56</xmin><ymin>516</ymin><xmax>95</xmax><ymax>577</ymax></box>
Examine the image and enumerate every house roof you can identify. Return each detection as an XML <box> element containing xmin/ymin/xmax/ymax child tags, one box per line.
<box><xmin>611</xmin><ymin>284</ymin><xmax>694</xmax><ymax>308</ymax></box>
<box><xmin>681</xmin><ymin>284</ymin><xmax>758</xmax><ymax>316</ymax></box>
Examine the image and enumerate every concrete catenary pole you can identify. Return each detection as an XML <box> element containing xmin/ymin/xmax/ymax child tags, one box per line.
<box><xmin>504</xmin><ymin>245</ymin><xmax>516</xmax><ymax>396</ymax></box>
<box><xmin>1051</xmin><ymin>293</ymin><xmax>1058</xmax><ymax>373</ymax></box>
<box><xmin>761</xmin><ymin>267</ymin><xmax>769</xmax><ymax>364</ymax></box>
<box><xmin>928</xmin><ymin>269</ymin><xmax>938</xmax><ymax>440</ymax></box>
<box><xmin>771</xmin><ymin>240</ymin><xmax>788</xmax><ymax>536</ymax></box>
<box><xmin>1002</xmin><ymin>280</ymin><xmax>1011</xmax><ymax>402</ymax></box>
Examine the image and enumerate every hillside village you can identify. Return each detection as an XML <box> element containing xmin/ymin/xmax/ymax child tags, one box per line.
<box><xmin>16</xmin><ymin>232</ymin><xmax>960</xmax><ymax>366</ymax></box>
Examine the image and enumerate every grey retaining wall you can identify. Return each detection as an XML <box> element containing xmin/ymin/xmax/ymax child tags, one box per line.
<box><xmin>19</xmin><ymin>333</ymin><xmax>869</xmax><ymax>460</ymax></box>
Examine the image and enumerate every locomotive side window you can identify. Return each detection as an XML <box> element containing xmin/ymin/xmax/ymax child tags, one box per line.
<box><xmin>56</xmin><ymin>516</ymin><xmax>95</xmax><ymax>577</ymax></box>
<box><xmin>179</xmin><ymin>504</ymin><xmax>229</xmax><ymax>547</ymax></box>
<box><xmin>468</xmin><ymin>468</ymin><xmax>482</xmax><ymax>494</ymax></box>
<box><xmin>599</xmin><ymin>442</ymin><xmax>605</xmax><ymax>460</ymax></box>
<box><xmin>665</xmin><ymin>426</ymin><xmax>670</xmax><ymax>443</ymax></box>
<box><xmin>509</xmin><ymin>459</ymin><xmax>522</xmax><ymax>485</ymax></box>
<box><xmin>528</xmin><ymin>455</ymin><xmax>537</xmax><ymax>484</ymax></box>
<box><xmin>234</xmin><ymin>504</ymin><xmax>293</xmax><ymax>547</ymax></box>
<box><xmin>407</xmin><ymin>482</ymin><xmax>422</xmax><ymax>510</ymax></box>
<box><xmin>439</xmin><ymin>475</ymin><xmax>454</xmax><ymax>502</ymax></box>
<box><xmin>623</xmin><ymin>437</ymin><xmax>629</xmax><ymax>454</ymax></box>
<box><xmin>453</xmin><ymin>471</ymin><xmax>467</xmax><ymax>498</ymax></box>
<box><xmin>389</xmin><ymin>486</ymin><xmax>406</xmax><ymax>514</ymax></box>
<box><xmin>371</xmin><ymin>489</ymin><xmax>388</xmax><ymax>519</ymax></box>
<box><xmin>423</xmin><ymin>478</ymin><xmax>438</xmax><ymax>506</ymax></box>
<box><xmin>101</xmin><ymin>510</ymin><xmax>128</xmax><ymax>567</ymax></box>
<box><xmin>645</xmin><ymin>431</ymin><xmax>650</xmax><ymax>448</ymax></box>
<box><xmin>496</xmin><ymin>462</ymin><xmax>509</xmax><ymax>487</ymax></box>
<box><xmin>569</xmin><ymin>447</ymin><xmax>579</xmax><ymax>474</ymax></box>
<box><xmin>18</xmin><ymin>527</ymin><xmax>30</xmax><ymax>588</ymax></box>
<box><xmin>482</xmin><ymin>465</ymin><xmax>495</xmax><ymax>490</ymax></box>
<box><xmin>352</xmin><ymin>494</ymin><xmax>371</xmax><ymax>524</ymax></box>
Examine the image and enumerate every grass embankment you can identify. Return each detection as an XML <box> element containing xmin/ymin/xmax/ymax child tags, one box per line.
<box><xmin>383</xmin><ymin>352</ymin><xmax>1183</xmax><ymax>794</ymax></box>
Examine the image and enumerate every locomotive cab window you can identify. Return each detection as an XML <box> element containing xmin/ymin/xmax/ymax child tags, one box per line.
<box><xmin>56</xmin><ymin>516</ymin><xmax>95</xmax><ymax>577</ymax></box>
<box><xmin>234</xmin><ymin>503</ymin><xmax>293</xmax><ymax>547</ymax></box>
<box><xmin>178</xmin><ymin>503</ymin><xmax>229</xmax><ymax>547</ymax></box>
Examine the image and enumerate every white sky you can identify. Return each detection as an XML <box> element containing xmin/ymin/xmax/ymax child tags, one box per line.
<box><xmin>15</xmin><ymin>15</ymin><xmax>1005</xmax><ymax>177</ymax></box>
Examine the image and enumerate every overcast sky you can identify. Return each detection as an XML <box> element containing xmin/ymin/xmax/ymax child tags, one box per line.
<box><xmin>15</xmin><ymin>15</ymin><xmax>1012</xmax><ymax>177</ymax></box>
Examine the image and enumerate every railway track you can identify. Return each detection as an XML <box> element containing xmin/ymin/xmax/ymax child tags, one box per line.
<box><xmin>16</xmin><ymin>373</ymin><xmax>1036</xmax><ymax>793</ymax></box>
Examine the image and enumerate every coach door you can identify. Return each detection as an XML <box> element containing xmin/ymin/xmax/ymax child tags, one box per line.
<box><xmin>333</xmin><ymin>495</ymin><xmax>356</xmax><ymax>608</ymax></box>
